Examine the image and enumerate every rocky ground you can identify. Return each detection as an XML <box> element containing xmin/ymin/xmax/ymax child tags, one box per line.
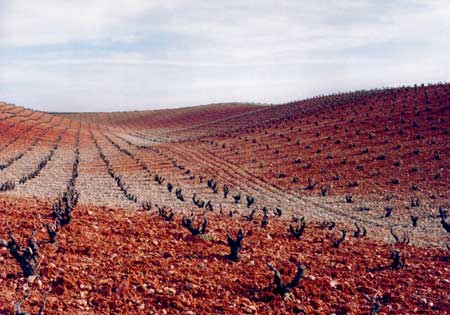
<box><xmin>1</xmin><ymin>84</ymin><xmax>449</xmax><ymax>314</ymax></box>
<box><xmin>0</xmin><ymin>196</ymin><xmax>449</xmax><ymax>314</ymax></box>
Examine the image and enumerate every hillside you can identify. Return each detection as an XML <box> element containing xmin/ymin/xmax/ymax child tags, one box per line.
<box><xmin>0</xmin><ymin>84</ymin><xmax>449</xmax><ymax>314</ymax></box>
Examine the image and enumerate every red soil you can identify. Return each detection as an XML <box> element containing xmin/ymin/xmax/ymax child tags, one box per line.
<box><xmin>0</xmin><ymin>84</ymin><xmax>449</xmax><ymax>314</ymax></box>
<box><xmin>0</xmin><ymin>196</ymin><xmax>449</xmax><ymax>315</ymax></box>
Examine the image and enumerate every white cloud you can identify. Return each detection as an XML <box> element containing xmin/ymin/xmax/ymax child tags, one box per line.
<box><xmin>0</xmin><ymin>0</ymin><xmax>449</xmax><ymax>111</ymax></box>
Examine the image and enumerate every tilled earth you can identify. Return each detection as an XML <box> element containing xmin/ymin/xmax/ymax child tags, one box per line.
<box><xmin>1</xmin><ymin>85</ymin><xmax>449</xmax><ymax>314</ymax></box>
<box><xmin>1</xmin><ymin>196</ymin><xmax>449</xmax><ymax>315</ymax></box>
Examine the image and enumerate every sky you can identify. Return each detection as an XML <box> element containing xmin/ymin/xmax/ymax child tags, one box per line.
<box><xmin>0</xmin><ymin>0</ymin><xmax>449</xmax><ymax>112</ymax></box>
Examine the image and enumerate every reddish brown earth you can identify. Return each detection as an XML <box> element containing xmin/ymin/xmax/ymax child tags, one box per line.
<box><xmin>0</xmin><ymin>83</ymin><xmax>449</xmax><ymax>314</ymax></box>
<box><xmin>1</xmin><ymin>196</ymin><xmax>449</xmax><ymax>315</ymax></box>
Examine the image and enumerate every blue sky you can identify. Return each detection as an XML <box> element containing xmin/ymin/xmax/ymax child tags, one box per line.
<box><xmin>0</xmin><ymin>0</ymin><xmax>449</xmax><ymax>112</ymax></box>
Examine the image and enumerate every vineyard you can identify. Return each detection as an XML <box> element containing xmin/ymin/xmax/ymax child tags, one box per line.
<box><xmin>0</xmin><ymin>83</ymin><xmax>449</xmax><ymax>314</ymax></box>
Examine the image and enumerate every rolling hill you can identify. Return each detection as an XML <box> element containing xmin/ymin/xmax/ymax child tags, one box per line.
<box><xmin>0</xmin><ymin>83</ymin><xmax>449</xmax><ymax>314</ymax></box>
